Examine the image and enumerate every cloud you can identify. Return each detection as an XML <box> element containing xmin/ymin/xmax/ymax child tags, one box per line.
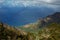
<box><xmin>0</xmin><ymin>0</ymin><xmax>60</xmax><ymax>11</ymax></box>
<box><xmin>1</xmin><ymin>0</ymin><xmax>60</xmax><ymax>6</ymax></box>
<box><xmin>0</xmin><ymin>0</ymin><xmax>5</xmax><ymax>3</ymax></box>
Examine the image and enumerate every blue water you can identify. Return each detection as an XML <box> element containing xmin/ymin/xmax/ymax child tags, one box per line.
<box><xmin>0</xmin><ymin>7</ymin><xmax>55</xmax><ymax>26</ymax></box>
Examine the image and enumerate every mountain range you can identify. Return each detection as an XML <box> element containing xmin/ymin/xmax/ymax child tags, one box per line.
<box><xmin>0</xmin><ymin>12</ymin><xmax>60</xmax><ymax>40</ymax></box>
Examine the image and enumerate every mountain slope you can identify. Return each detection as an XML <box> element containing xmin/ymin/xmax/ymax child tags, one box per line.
<box><xmin>0</xmin><ymin>12</ymin><xmax>60</xmax><ymax>40</ymax></box>
<box><xmin>0</xmin><ymin>22</ymin><xmax>28</xmax><ymax>40</ymax></box>
<box><xmin>19</xmin><ymin>12</ymin><xmax>60</xmax><ymax>40</ymax></box>
<box><xmin>22</xmin><ymin>12</ymin><xmax>60</xmax><ymax>29</ymax></box>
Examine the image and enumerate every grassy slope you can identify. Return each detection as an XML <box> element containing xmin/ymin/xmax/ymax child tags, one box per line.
<box><xmin>0</xmin><ymin>22</ymin><xmax>60</xmax><ymax>40</ymax></box>
<box><xmin>19</xmin><ymin>23</ymin><xmax>60</xmax><ymax>40</ymax></box>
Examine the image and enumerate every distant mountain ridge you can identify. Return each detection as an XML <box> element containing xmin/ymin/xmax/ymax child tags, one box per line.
<box><xmin>46</xmin><ymin>12</ymin><xmax>60</xmax><ymax>23</ymax></box>
<box><xmin>39</xmin><ymin>12</ymin><xmax>60</xmax><ymax>27</ymax></box>
<box><xmin>23</xmin><ymin>12</ymin><xmax>60</xmax><ymax>29</ymax></box>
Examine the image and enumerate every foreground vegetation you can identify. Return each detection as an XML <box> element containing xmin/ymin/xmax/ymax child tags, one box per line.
<box><xmin>0</xmin><ymin>22</ymin><xmax>60</xmax><ymax>40</ymax></box>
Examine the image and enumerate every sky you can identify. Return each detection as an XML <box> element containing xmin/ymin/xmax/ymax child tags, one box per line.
<box><xmin>0</xmin><ymin>0</ymin><xmax>60</xmax><ymax>26</ymax></box>
<box><xmin>0</xmin><ymin>0</ymin><xmax>60</xmax><ymax>11</ymax></box>
<box><xmin>0</xmin><ymin>0</ymin><xmax>60</xmax><ymax>10</ymax></box>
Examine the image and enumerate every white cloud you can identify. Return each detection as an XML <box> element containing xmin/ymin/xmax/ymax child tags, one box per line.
<box><xmin>0</xmin><ymin>0</ymin><xmax>5</xmax><ymax>4</ymax></box>
<box><xmin>0</xmin><ymin>0</ymin><xmax>4</xmax><ymax>3</ymax></box>
<box><xmin>0</xmin><ymin>0</ymin><xmax>60</xmax><ymax>11</ymax></box>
